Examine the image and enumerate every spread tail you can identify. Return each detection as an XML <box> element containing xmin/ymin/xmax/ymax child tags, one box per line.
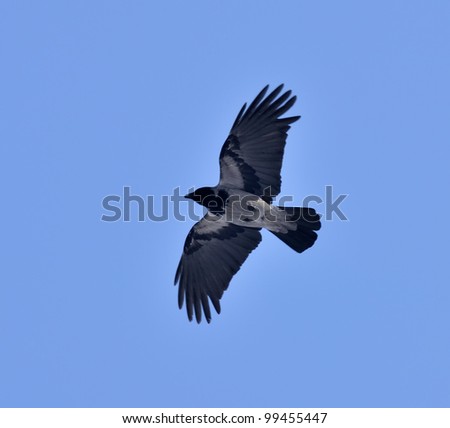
<box><xmin>270</xmin><ymin>207</ymin><xmax>321</xmax><ymax>253</ymax></box>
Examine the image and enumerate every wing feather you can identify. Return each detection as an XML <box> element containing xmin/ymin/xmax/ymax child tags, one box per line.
<box><xmin>219</xmin><ymin>85</ymin><xmax>300</xmax><ymax>201</ymax></box>
<box><xmin>174</xmin><ymin>214</ymin><xmax>262</xmax><ymax>323</ymax></box>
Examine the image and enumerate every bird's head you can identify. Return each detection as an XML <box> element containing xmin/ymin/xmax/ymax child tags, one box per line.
<box><xmin>184</xmin><ymin>187</ymin><xmax>216</xmax><ymax>207</ymax></box>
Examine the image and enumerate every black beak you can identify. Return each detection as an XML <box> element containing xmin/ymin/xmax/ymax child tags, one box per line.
<box><xmin>184</xmin><ymin>193</ymin><xmax>193</xmax><ymax>200</ymax></box>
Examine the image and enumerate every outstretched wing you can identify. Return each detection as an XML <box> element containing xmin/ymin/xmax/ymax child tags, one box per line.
<box><xmin>174</xmin><ymin>213</ymin><xmax>262</xmax><ymax>323</ymax></box>
<box><xmin>219</xmin><ymin>84</ymin><xmax>300</xmax><ymax>202</ymax></box>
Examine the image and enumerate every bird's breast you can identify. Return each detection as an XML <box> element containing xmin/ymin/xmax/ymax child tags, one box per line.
<box><xmin>218</xmin><ymin>190</ymin><xmax>271</xmax><ymax>228</ymax></box>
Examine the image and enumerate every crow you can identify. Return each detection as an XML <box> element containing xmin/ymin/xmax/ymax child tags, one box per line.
<box><xmin>175</xmin><ymin>84</ymin><xmax>321</xmax><ymax>323</ymax></box>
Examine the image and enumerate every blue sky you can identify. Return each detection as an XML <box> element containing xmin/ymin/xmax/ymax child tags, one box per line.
<box><xmin>1</xmin><ymin>1</ymin><xmax>449</xmax><ymax>407</ymax></box>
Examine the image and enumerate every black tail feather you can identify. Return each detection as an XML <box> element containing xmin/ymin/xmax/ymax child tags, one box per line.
<box><xmin>270</xmin><ymin>207</ymin><xmax>321</xmax><ymax>253</ymax></box>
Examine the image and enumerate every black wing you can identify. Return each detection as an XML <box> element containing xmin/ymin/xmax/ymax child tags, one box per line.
<box><xmin>174</xmin><ymin>213</ymin><xmax>262</xmax><ymax>323</ymax></box>
<box><xmin>219</xmin><ymin>84</ymin><xmax>300</xmax><ymax>202</ymax></box>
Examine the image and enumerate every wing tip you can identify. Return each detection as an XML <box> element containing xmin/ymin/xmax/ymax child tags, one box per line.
<box><xmin>270</xmin><ymin>83</ymin><xmax>284</xmax><ymax>95</ymax></box>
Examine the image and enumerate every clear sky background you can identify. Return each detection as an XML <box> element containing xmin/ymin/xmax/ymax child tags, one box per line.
<box><xmin>1</xmin><ymin>1</ymin><xmax>449</xmax><ymax>407</ymax></box>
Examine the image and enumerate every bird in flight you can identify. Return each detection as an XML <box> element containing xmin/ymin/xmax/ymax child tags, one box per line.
<box><xmin>175</xmin><ymin>84</ymin><xmax>321</xmax><ymax>323</ymax></box>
